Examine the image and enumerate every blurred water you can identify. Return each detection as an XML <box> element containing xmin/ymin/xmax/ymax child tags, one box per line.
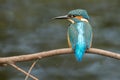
<box><xmin>0</xmin><ymin>0</ymin><xmax>120</xmax><ymax>80</ymax></box>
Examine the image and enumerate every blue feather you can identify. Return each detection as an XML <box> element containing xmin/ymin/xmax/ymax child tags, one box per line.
<box><xmin>68</xmin><ymin>22</ymin><xmax>91</xmax><ymax>61</ymax></box>
<box><xmin>73</xmin><ymin>22</ymin><xmax>86</xmax><ymax>61</ymax></box>
<box><xmin>75</xmin><ymin>43</ymin><xmax>86</xmax><ymax>61</ymax></box>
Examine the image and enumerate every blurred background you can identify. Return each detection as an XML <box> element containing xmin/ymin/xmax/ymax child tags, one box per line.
<box><xmin>0</xmin><ymin>0</ymin><xmax>120</xmax><ymax>80</ymax></box>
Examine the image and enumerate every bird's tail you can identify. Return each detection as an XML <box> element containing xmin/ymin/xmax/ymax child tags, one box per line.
<box><xmin>74</xmin><ymin>44</ymin><xmax>86</xmax><ymax>61</ymax></box>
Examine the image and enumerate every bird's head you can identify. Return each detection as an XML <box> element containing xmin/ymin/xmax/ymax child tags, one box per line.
<box><xmin>54</xmin><ymin>9</ymin><xmax>90</xmax><ymax>23</ymax></box>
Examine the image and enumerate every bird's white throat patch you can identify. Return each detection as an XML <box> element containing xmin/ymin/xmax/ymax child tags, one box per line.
<box><xmin>81</xmin><ymin>18</ymin><xmax>88</xmax><ymax>22</ymax></box>
<box><xmin>68</xmin><ymin>19</ymin><xmax>75</xmax><ymax>23</ymax></box>
<box><xmin>68</xmin><ymin>18</ymin><xmax>88</xmax><ymax>24</ymax></box>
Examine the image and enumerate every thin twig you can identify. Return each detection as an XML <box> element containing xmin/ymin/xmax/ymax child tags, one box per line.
<box><xmin>9</xmin><ymin>63</ymin><xmax>38</xmax><ymax>80</ymax></box>
<box><xmin>25</xmin><ymin>59</ymin><xmax>39</xmax><ymax>80</ymax></box>
<box><xmin>0</xmin><ymin>48</ymin><xmax>120</xmax><ymax>65</ymax></box>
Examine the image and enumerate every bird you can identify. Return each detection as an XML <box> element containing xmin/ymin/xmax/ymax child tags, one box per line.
<box><xmin>54</xmin><ymin>9</ymin><xmax>92</xmax><ymax>61</ymax></box>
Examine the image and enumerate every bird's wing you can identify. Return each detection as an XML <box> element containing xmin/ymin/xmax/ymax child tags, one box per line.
<box><xmin>67</xmin><ymin>22</ymin><xmax>92</xmax><ymax>49</ymax></box>
<box><xmin>67</xmin><ymin>24</ymin><xmax>78</xmax><ymax>49</ymax></box>
<box><xmin>83</xmin><ymin>22</ymin><xmax>92</xmax><ymax>48</ymax></box>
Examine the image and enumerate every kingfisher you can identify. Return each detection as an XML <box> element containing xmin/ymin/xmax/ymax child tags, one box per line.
<box><xmin>54</xmin><ymin>9</ymin><xmax>92</xmax><ymax>61</ymax></box>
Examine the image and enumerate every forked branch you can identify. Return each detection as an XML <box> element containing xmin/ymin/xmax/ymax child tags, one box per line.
<box><xmin>0</xmin><ymin>48</ymin><xmax>120</xmax><ymax>65</ymax></box>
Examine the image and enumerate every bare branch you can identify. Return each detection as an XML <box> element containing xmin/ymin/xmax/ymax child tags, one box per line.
<box><xmin>0</xmin><ymin>48</ymin><xmax>120</xmax><ymax>65</ymax></box>
<box><xmin>87</xmin><ymin>48</ymin><xmax>120</xmax><ymax>59</ymax></box>
<box><xmin>25</xmin><ymin>59</ymin><xmax>39</xmax><ymax>80</ymax></box>
<box><xmin>9</xmin><ymin>63</ymin><xmax>38</xmax><ymax>80</ymax></box>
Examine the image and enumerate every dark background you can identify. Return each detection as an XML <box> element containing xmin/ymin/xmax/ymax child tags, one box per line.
<box><xmin>0</xmin><ymin>0</ymin><xmax>120</xmax><ymax>80</ymax></box>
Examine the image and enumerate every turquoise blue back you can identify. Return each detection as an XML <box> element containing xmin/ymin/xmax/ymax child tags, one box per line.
<box><xmin>68</xmin><ymin>21</ymin><xmax>92</xmax><ymax>61</ymax></box>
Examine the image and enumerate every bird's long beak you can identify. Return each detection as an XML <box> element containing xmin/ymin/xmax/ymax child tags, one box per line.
<box><xmin>53</xmin><ymin>15</ymin><xmax>69</xmax><ymax>19</ymax></box>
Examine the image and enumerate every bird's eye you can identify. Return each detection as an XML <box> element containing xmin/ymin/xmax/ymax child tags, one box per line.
<box><xmin>68</xmin><ymin>15</ymin><xmax>75</xmax><ymax>18</ymax></box>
